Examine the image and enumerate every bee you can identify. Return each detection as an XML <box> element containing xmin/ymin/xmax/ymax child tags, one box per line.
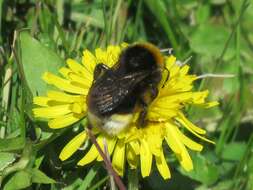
<box><xmin>87</xmin><ymin>43</ymin><xmax>166</xmax><ymax>135</ymax></box>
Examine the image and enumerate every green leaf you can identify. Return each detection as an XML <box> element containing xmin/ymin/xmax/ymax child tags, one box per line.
<box><xmin>147</xmin><ymin>170</ymin><xmax>195</xmax><ymax>190</ymax></box>
<box><xmin>144</xmin><ymin>0</ymin><xmax>179</xmax><ymax>54</ymax></box>
<box><xmin>34</xmin><ymin>155</ymin><xmax>44</xmax><ymax>169</ymax></box>
<box><xmin>210</xmin><ymin>0</ymin><xmax>226</xmax><ymax>5</ymax></box>
<box><xmin>7</xmin><ymin>107</ymin><xmax>22</xmax><ymax>134</ymax></box>
<box><xmin>221</xmin><ymin>142</ymin><xmax>247</xmax><ymax>161</ymax></box>
<box><xmin>219</xmin><ymin>162</ymin><xmax>235</xmax><ymax>177</ymax></box>
<box><xmin>3</xmin><ymin>170</ymin><xmax>32</xmax><ymax>190</ymax></box>
<box><xmin>190</xmin><ymin>24</ymin><xmax>234</xmax><ymax>59</ymax></box>
<box><xmin>195</xmin><ymin>5</ymin><xmax>210</xmax><ymax>25</ymax></box>
<box><xmin>0</xmin><ymin>137</ymin><xmax>25</xmax><ymax>152</ymax></box>
<box><xmin>71</xmin><ymin>10</ymin><xmax>104</xmax><ymax>28</ymax></box>
<box><xmin>0</xmin><ymin>153</ymin><xmax>15</xmax><ymax>171</ymax></box>
<box><xmin>0</xmin><ymin>0</ymin><xmax>3</xmax><ymax>43</ymax></box>
<box><xmin>78</xmin><ymin>164</ymin><xmax>100</xmax><ymax>190</ymax></box>
<box><xmin>196</xmin><ymin>180</ymin><xmax>233</xmax><ymax>190</ymax></box>
<box><xmin>31</xmin><ymin>168</ymin><xmax>56</xmax><ymax>184</ymax></box>
<box><xmin>179</xmin><ymin>153</ymin><xmax>219</xmax><ymax>185</ymax></box>
<box><xmin>177</xmin><ymin>0</ymin><xmax>198</xmax><ymax>9</ymax></box>
<box><xmin>220</xmin><ymin>58</ymin><xmax>240</xmax><ymax>93</ymax></box>
<box><xmin>19</xmin><ymin>31</ymin><xmax>63</xmax><ymax>96</ymax></box>
<box><xmin>63</xmin><ymin>178</ymin><xmax>82</xmax><ymax>190</ymax></box>
<box><xmin>88</xmin><ymin>176</ymin><xmax>109</xmax><ymax>190</ymax></box>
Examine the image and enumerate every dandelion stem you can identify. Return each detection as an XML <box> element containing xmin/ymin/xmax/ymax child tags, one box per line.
<box><xmin>86</xmin><ymin>127</ymin><xmax>126</xmax><ymax>190</ymax></box>
<box><xmin>103</xmin><ymin>138</ymin><xmax>116</xmax><ymax>190</ymax></box>
<box><xmin>197</xmin><ymin>73</ymin><xmax>235</xmax><ymax>79</ymax></box>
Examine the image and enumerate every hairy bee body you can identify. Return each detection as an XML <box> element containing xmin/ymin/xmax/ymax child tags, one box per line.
<box><xmin>87</xmin><ymin>43</ymin><xmax>165</xmax><ymax>135</ymax></box>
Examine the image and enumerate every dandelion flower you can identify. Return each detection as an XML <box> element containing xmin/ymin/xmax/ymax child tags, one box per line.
<box><xmin>33</xmin><ymin>44</ymin><xmax>218</xmax><ymax>179</ymax></box>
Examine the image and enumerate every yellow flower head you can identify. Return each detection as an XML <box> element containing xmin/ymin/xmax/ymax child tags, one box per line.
<box><xmin>33</xmin><ymin>43</ymin><xmax>218</xmax><ymax>179</ymax></box>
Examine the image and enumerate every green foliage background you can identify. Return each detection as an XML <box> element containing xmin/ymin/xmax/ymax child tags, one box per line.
<box><xmin>0</xmin><ymin>0</ymin><xmax>253</xmax><ymax>189</ymax></box>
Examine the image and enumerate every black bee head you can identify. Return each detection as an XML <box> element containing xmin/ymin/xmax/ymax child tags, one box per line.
<box><xmin>119</xmin><ymin>45</ymin><xmax>158</xmax><ymax>72</ymax></box>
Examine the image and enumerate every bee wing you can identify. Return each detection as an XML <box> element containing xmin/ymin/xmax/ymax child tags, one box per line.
<box><xmin>91</xmin><ymin>71</ymin><xmax>149</xmax><ymax>114</ymax></box>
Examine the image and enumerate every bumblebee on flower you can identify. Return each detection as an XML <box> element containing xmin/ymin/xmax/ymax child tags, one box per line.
<box><xmin>33</xmin><ymin>42</ymin><xmax>218</xmax><ymax>179</ymax></box>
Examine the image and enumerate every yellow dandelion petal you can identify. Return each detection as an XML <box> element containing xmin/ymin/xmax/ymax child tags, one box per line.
<box><xmin>86</xmin><ymin>134</ymin><xmax>104</xmax><ymax>162</ymax></box>
<box><xmin>66</xmin><ymin>58</ymin><xmax>86</xmax><ymax>75</ymax></box>
<box><xmin>147</xmin><ymin>139</ymin><xmax>161</xmax><ymax>156</ymax></box>
<box><xmin>172</xmin><ymin>92</ymin><xmax>194</xmax><ymax>102</ymax></box>
<box><xmin>155</xmin><ymin>149</ymin><xmax>171</xmax><ymax>179</ymax></box>
<box><xmin>71</xmin><ymin>103</ymin><xmax>85</xmax><ymax>114</ymax></box>
<box><xmin>140</xmin><ymin>139</ymin><xmax>153</xmax><ymax>177</ymax></box>
<box><xmin>106</xmin><ymin>45</ymin><xmax>121</xmax><ymax>67</ymax></box>
<box><xmin>166</xmin><ymin>55</ymin><xmax>177</xmax><ymax>69</ymax></box>
<box><xmin>42</xmin><ymin>72</ymin><xmax>88</xmax><ymax>95</ymax></box>
<box><xmin>202</xmin><ymin>101</ymin><xmax>219</xmax><ymax>108</ymax></box>
<box><xmin>179</xmin><ymin>65</ymin><xmax>190</xmax><ymax>76</ymax></box>
<box><xmin>129</xmin><ymin>140</ymin><xmax>140</xmax><ymax>155</ymax></box>
<box><xmin>165</xmin><ymin>122</ymin><xmax>184</xmax><ymax>154</ymax></box>
<box><xmin>176</xmin><ymin>151</ymin><xmax>193</xmax><ymax>172</ymax></box>
<box><xmin>148</xmin><ymin>109</ymin><xmax>176</xmax><ymax>120</ymax></box>
<box><xmin>148</xmin><ymin>108</ymin><xmax>178</xmax><ymax>121</ymax></box>
<box><xmin>68</xmin><ymin>72</ymin><xmax>92</xmax><ymax>88</ymax></box>
<box><xmin>162</xmin><ymin>78</ymin><xmax>195</xmax><ymax>93</ymax></box>
<box><xmin>59</xmin><ymin>131</ymin><xmax>87</xmax><ymax>161</ymax></box>
<box><xmin>47</xmin><ymin>91</ymin><xmax>83</xmax><ymax>103</ymax></box>
<box><xmin>126</xmin><ymin>144</ymin><xmax>138</xmax><ymax>169</ymax></box>
<box><xmin>157</xmin><ymin>93</ymin><xmax>193</xmax><ymax>104</ymax></box>
<box><xmin>149</xmin><ymin>102</ymin><xmax>180</xmax><ymax>117</ymax></box>
<box><xmin>105</xmin><ymin>136</ymin><xmax>117</xmax><ymax>155</ymax></box>
<box><xmin>112</xmin><ymin>139</ymin><xmax>125</xmax><ymax>176</ymax></box>
<box><xmin>59</xmin><ymin>66</ymin><xmax>93</xmax><ymax>86</ymax></box>
<box><xmin>169</xmin><ymin>65</ymin><xmax>180</xmax><ymax>78</ymax></box>
<box><xmin>175</xmin><ymin>127</ymin><xmax>203</xmax><ymax>151</ymax></box>
<box><xmin>33</xmin><ymin>104</ymin><xmax>71</xmax><ymax>118</ymax></box>
<box><xmin>178</xmin><ymin>112</ymin><xmax>206</xmax><ymax>134</ymax></box>
<box><xmin>165</xmin><ymin>123</ymin><xmax>193</xmax><ymax>171</ymax></box>
<box><xmin>97</xmin><ymin>137</ymin><xmax>117</xmax><ymax>161</ymax></box>
<box><xmin>95</xmin><ymin>48</ymin><xmax>107</xmax><ymax>65</ymax></box>
<box><xmin>146</xmin><ymin>124</ymin><xmax>163</xmax><ymax>156</ymax></box>
<box><xmin>78</xmin><ymin>144</ymin><xmax>99</xmax><ymax>166</ymax></box>
<box><xmin>59</xmin><ymin>67</ymin><xmax>72</xmax><ymax>79</ymax></box>
<box><xmin>147</xmin><ymin>113</ymin><xmax>167</xmax><ymax>122</ymax></box>
<box><xmin>107</xmin><ymin>45</ymin><xmax>121</xmax><ymax>55</ymax></box>
<box><xmin>48</xmin><ymin>113</ymin><xmax>84</xmax><ymax>129</ymax></box>
<box><xmin>124</xmin><ymin>125</ymin><xmax>139</xmax><ymax>142</ymax></box>
<box><xmin>191</xmin><ymin>90</ymin><xmax>209</xmax><ymax>104</ymax></box>
<box><xmin>176</xmin><ymin>115</ymin><xmax>215</xmax><ymax>144</ymax></box>
<box><xmin>82</xmin><ymin>49</ymin><xmax>97</xmax><ymax>74</ymax></box>
<box><xmin>33</xmin><ymin>97</ymin><xmax>51</xmax><ymax>107</ymax></box>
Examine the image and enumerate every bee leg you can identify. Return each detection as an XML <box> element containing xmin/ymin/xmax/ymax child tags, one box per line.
<box><xmin>94</xmin><ymin>63</ymin><xmax>110</xmax><ymax>80</ymax></box>
<box><xmin>138</xmin><ymin>103</ymin><xmax>148</xmax><ymax>127</ymax></box>
<box><xmin>150</xmin><ymin>85</ymin><xmax>158</xmax><ymax>99</ymax></box>
<box><xmin>137</xmin><ymin>86</ymin><xmax>159</xmax><ymax>127</ymax></box>
<box><xmin>137</xmin><ymin>85</ymin><xmax>158</xmax><ymax>127</ymax></box>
